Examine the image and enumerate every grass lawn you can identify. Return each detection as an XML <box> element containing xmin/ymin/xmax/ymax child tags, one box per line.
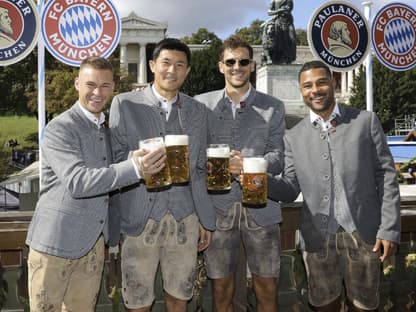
<box><xmin>0</xmin><ymin>115</ymin><xmax>38</xmax><ymax>179</ymax></box>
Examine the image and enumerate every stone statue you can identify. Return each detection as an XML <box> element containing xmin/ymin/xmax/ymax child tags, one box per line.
<box><xmin>262</xmin><ymin>0</ymin><xmax>297</xmax><ymax>65</ymax></box>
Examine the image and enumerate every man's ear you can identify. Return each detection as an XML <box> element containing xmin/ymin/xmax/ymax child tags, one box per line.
<box><xmin>149</xmin><ymin>60</ymin><xmax>155</xmax><ymax>73</ymax></box>
<box><xmin>74</xmin><ymin>77</ymin><xmax>80</xmax><ymax>91</ymax></box>
<box><xmin>218</xmin><ymin>61</ymin><xmax>225</xmax><ymax>74</ymax></box>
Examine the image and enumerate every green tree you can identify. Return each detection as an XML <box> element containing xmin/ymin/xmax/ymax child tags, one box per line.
<box><xmin>182</xmin><ymin>39</ymin><xmax>224</xmax><ymax>96</ymax></box>
<box><xmin>234</xmin><ymin>19</ymin><xmax>264</xmax><ymax>45</ymax></box>
<box><xmin>296</xmin><ymin>29</ymin><xmax>308</xmax><ymax>46</ymax></box>
<box><xmin>181</xmin><ymin>28</ymin><xmax>220</xmax><ymax>44</ymax></box>
<box><xmin>349</xmin><ymin>57</ymin><xmax>416</xmax><ymax>130</ymax></box>
<box><xmin>25</xmin><ymin>48</ymin><xmax>127</xmax><ymax>120</ymax></box>
<box><xmin>0</xmin><ymin>52</ymin><xmax>37</xmax><ymax>116</ymax></box>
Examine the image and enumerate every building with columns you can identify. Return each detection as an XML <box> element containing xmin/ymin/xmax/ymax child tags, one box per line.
<box><xmin>120</xmin><ymin>12</ymin><xmax>167</xmax><ymax>86</ymax></box>
<box><xmin>120</xmin><ymin>12</ymin><xmax>357</xmax><ymax>103</ymax></box>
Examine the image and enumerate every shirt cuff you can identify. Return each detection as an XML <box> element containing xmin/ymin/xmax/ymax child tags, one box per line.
<box><xmin>130</xmin><ymin>154</ymin><xmax>142</xmax><ymax>179</ymax></box>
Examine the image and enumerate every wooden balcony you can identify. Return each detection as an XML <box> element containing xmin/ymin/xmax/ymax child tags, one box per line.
<box><xmin>0</xmin><ymin>192</ymin><xmax>415</xmax><ymax>311</ymax></box>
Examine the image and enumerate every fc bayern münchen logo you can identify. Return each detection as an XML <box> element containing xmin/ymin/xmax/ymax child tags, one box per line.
<box><xmin>308</xmin><ymin>1</ymin><xmax>370</xmax><ymax>72</ymax></box>
<box><xmin>41</xmin><ymin>0</ymin><xmax>121</xmax><ymax>67</ymax></box>
<box><xmin>372</xmin><ymin>2</ymin><xmax>416</xmax><ymax>71</ymax></box>
<box><xmin>0</xmin><ymin>0</ymin><xmax>39</xmax><ymax>66</ymax></box>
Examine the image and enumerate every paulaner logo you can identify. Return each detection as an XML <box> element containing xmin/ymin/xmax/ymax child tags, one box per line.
<box><xmin>308</xmin><ymin>1</ymin><xmax>370</xmax><ymax>72</ymax></box>
<box><xmin>42</xmin><ymin>0</ymin><xmax>121</xmax><ymax>67</ymax></box>
<box><xmin>372</xmin><ymin>2</ymin><xmax>416</xmax><ymax>71</ymax></box>
<box><xmin>0</xmin><ymin>0</ymin><xmax>39</xmax><ymax>66</ymax></box>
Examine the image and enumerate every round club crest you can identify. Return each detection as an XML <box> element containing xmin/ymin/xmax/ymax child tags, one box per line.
<box><xmin>0</xmin><ymin>0</ymin><xmax>39</xmax><ymax>66</ymax></box>
<box><xmin>372</xmin><ymin>2</ymin><xmax>416</xmax><ymax>71</ymax></box>
<box><xmin>308</xmin><ymin>1</ymin><xmax>370</xmax><ymax>72</ymax></box>
<box><xmin>41</xmin><ymin>0</ymin><xmax>121</xmax><ymax>67</ymax></box>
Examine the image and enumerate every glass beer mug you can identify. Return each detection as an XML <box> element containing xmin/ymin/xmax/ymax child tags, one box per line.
<box><xmin>165</xmin><ymin>135</ymin><xmax>189</xmax><ymax>184</ymax></box>
<box><xmin>242</xmin><ymin>157</ymin><xmax>268</xmax><ymax>207</ymax></box>
<box><xmin>206</xmin><ymin>144</ymin><xmax>231</xmax><ymax>191</ymax></box>
<box><xmin>139</xmin><ymin>137</ymin><xmax>172</xmax><ymax>189</ymax></box>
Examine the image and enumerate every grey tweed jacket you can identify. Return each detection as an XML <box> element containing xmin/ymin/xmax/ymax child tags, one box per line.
<box><xmin>268</xmin><ymin>105</ymin><xmax>401</xmax><ymax>252</ymax></box>
<box><xmin>109</xmin><ymin>86</ymin><xmax>216</xmax><ymax>238</ymax></box>
<box><xmin>26</xmin><ymin>103</ymin><xmax>140</xmax><ymax>259</ymax></box>
<box><xmin>195</xmin><ymin>87</ymin><xmax>286</xmax><ymax>226</ymax></box>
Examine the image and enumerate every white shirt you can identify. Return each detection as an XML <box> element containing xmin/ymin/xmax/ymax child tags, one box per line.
<box><xmin>225</xmin><ymin>84</ymin><xmax>252</xmax><ymax>118</ymax></box>
<box><xmin>152</xmin><ymin>85</ymin><xmax>178</xmax><ymax>121</ymax></box>
<box><xmin>77</xmin><ymin>102</ymin><xmax>105</xmax><ymax>128</ymax></box>
<box><xmin>309</xmin><ymin>103</ymin><xmax>340</xmax><ymax>132</ymax></box>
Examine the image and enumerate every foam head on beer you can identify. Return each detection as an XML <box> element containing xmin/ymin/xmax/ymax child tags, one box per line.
<box><xmin>165</xmin><ymin>135</ymin><xmax>189</xmax><ymax>146</ymax></box>
<box><xmin>139</xmin><ymin>137</ymin><xmax>165</xmax><ymax>150</ymax></box>
<box><xmin>207</xmin><ymin>144</ymin><xmax>230</xmax><ymax>158</ymax></box>
<box><xmin>243</xmin><ymin>157</ymin><xmax>267</xmax><ymax>173</ymax></box>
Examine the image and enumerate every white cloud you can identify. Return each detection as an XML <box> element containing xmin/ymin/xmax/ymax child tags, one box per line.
<box><xmin>113</xmin><ymin>0</ymin><xmax>268</xmax><ymax>39</ymax></box>
<box><xmin>112</xmin><ymin>0</ymin><xmax>416</xmax><ymax>39</ymax></box>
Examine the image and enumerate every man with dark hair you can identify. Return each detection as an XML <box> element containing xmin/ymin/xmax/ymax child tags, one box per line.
<box><xmin>269</xmin><ymin>60</ymin><xmax>400</xmax><ymax>311</ymax></box>
<box><xmin>26</xmin><ymin>56</ymin><xmax>154</xmax><ymax>311</ymax></box>
<box><xmin>109</xmin><ymin>38</ymin><xmax>215</xmax><ymax>311</ymax></box>
<box><xmin>195</xmin><ymin>35</ymin><xmax>285</xmax><ymax>312</ymax></box>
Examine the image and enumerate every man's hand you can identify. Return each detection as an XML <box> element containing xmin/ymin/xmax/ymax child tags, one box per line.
<box><xmin>230</xmin><ymin>150</ymin><xmax>243</xmax><ymax>176</ymax></box>
<box><xmin>373</xmin><ymin>239</ymin><xmax>397</xmax><ymax>262</ymax></box>
<box><xmin>197</xmin><ymin>226</ymin><xmax>212</xmax><ymax>252</ymax></box>
<box><xmin>132</xmin><ymin>147</ymin><xmax>167</xmax><ymax>177</ymax></box>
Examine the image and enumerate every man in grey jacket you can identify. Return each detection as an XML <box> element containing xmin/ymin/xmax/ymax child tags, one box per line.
<box><xmin>195</xmin><ymin>35</ymin><xmax>285</xmax><ymax>312</ymax></box>
<box><xmin>109</xmin><ymin>38</ymin><xmax>215</xmax><ymax>312</ymax></box>
<box><xmin>25</xmin><ymin>57</ymin><xmax>160</xmax><ymax>312</ymax></box>
<box><xmin>268</xmin><ymin>60</ymin><xmax>401</xmax><ymax>311</ymax></box>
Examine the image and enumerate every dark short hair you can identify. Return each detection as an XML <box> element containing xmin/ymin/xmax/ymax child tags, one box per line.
<box><xmin>220</xmin><ymin>35</ymin><xmax>253</xmax><ymax>60</ymax></box>
<box><xmin>79</xmin><ymin>56</ymin><xmax>113</xmax><ymax>73</ymax></box>
<box><xmin>298</xmin><ymin>60</ymin><xmax>332</xmax><ymax>82</ymax></box>
<box><xmin>152</xmin><ymin>38</ymin><xmax>191</xmax><ymax>66</ymax></box>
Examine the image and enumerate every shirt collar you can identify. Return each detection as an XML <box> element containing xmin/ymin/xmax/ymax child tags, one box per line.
<box><xmin>309</xmin><ymin>103</ymin><xmax>340</xmax><ymax>125</ymax></box>
<box><xmin>151</xmin><ymin>84</ymin><xmax>178</xmax><ymax>107</ymax></box>
<box><xmin>78</xmin><ymin>102</ymin><xmax>105</xmax><ymax>128</ymax></box>
<box><xmin>225</xmin><ymin>84</ymin><xmax>252</xmax><ymax>106</ymax></box>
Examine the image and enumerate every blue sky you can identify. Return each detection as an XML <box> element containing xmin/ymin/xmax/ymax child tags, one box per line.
<box><xmin>115</xmin><ymin>0</ymin><xmax>416</xmax><ymax>39</ymax></box>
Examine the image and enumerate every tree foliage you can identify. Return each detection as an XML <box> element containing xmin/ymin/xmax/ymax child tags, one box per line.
<box><xmin>234</xmin><ymin>19</ymin><xmax>264</xmax><ymax>45</ymax></box>
<box><xmin>296</xmin><ymin>29</ymin><xmax>308</xmax><ymax>46</ymax></box>
<box><xmin>181</xmin><ymin>28</ymin><xmax>220</xmax><ymax>44</ymax></box>
<box><xmin>0</xmin><ymin>52</ymin><xmax>37</xmax><ymax>116</ymax></box>
<box><xmin>181</xmin><ymin>39</ymin><xmax>224</xmax><ymax>96</ymax></box>
<box><xmin>349</xmin><ymin>57</ymin><xmax>416</xmax><ymax>131</ymax></box>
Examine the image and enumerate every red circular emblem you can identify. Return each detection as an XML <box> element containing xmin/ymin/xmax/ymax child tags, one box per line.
<box><xmin>41</xmin><ymin>0</ymin><xmax>121</xmax><ymax>67</ymax></box>
<box><xmin>372</xmin><ymin>3</ymin><xmax>416</xmax><ymax>71</ymax></box>
<box><xmin>0</xmin><ymin>0</ymin><xmax>39</xmax><ymax>66</ymax></box>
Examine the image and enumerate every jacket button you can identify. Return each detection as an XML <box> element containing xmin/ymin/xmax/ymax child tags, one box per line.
<box><xmin>322</xmin><ymin>216</ymin><xmax>328</xmax><ymax>222</ymax></box>
<box><xmin>323</xmin><ymin>175</ymin><xmax>330</xmax><ymax>181</ymax></box>
<box><xmin>100</xmin><ymin>137</ymin><xmax>103</xmax><ymax>141</ymax></box>
<box><xmin>103</xmin><ymin>157</ymin><xmax>107</xmax><ymax>161</ymax></box>
<box><xmin>323</xmin><ymin>195</ymin><xmax>329</xmax><ymax>201</ymax></box>
<box><xmin>322</xmin><ymin>153</ymin><xmax>329</xmax><ymax>160</ymax></box>
<box><xmin>100</xmin><ymin>220</ymin><xmax>104</xmax><ymax>224</ymax></box>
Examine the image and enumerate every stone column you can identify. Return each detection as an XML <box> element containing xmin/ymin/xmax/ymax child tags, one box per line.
<box><xmin>139</xmin><ymin>43</ymin><xmax>148</xmax><ymax>84</ymax></box>
<box><xmin>120</xmin><ymin>44</ymin><xmax>127</xmax><ymax>73</ymax></box>
<box><xmin>347</xmin><ymin>70</ymin><xmax>354</xmax><ymax>94</ymax></box>
<box><xmin>341</xmin><ymin>71</ymin><xmax>347</xmax><ymax>97</ymax></box>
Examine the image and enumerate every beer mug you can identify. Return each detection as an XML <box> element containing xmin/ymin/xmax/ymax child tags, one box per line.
<box><xmin>242</xmin><ymin>157</ymin><xmax>267</xmax><ymax>207</ymax></box>
<box><xmin>139</xmin><ymin>137</ymin><xmax>172</xmax><ymax>189</ymax></box>
<box><xmin>206</xmin><ymin>144</ymin><xmax>231</xmax><ymax>191</ymax></box>
<box><xmin>165</xmin><ymin>135</ymin><xmax>189</xmax><ymax>184</ymax></box>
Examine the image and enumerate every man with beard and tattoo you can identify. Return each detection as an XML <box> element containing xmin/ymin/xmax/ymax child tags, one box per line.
<box><xmin>268</xmin><ymin>60</ymin><xmax>401</xmax><ymax>312</ymax></box>
<box><xmin>195</xmin><ymin>35</ymin><xmax>285</xmax><ymax>312</ymax></box>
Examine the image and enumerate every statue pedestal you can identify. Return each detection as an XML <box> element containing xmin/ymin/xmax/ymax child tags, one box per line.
<box><xmin>256</xmin><ymin>64</ymin><xmax>308</xmax><ymax>117</ymax></box>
